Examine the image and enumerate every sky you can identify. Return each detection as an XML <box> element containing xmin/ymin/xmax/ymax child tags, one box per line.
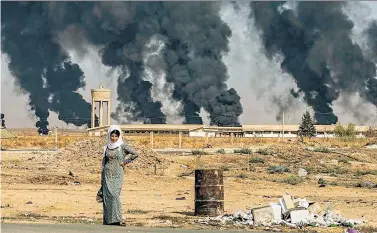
<box><xmin>1</xmin><ymin>1</ymin><xmax>377</xmax><ymax>129</ymax></box>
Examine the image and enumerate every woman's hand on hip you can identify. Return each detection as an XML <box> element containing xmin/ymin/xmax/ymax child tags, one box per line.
<box><xmin>120</xmin><ymin>162</ymin><xmax>126</xmax><ymax>168</ymax></box>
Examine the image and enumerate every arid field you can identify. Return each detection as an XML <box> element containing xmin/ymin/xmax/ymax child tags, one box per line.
<box><xmin>1</xmin><ymin>132</ymin><xmax>377</xmax><ymax>233</ymax></box>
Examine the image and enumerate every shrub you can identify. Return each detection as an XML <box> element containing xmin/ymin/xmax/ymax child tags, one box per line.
<box><xmin>268</xmin><ymin>165</ymin><xmax>290</xmax><ymax>174</ymax></box>
<box><xmin>334</xmin><ymin>123</ymin><xmax>356</xmax><ymax>140</ymax></box>
<box><xmin>313</xmin><ymin>147</ymin><xmax>331</xmax><ymax>153</ymax></box>
<box><xmin>237</xmin><ymin>173</ymin><xmax>249</xmax><ymax>179</ymax></box>
<box><xmin>282</xmin><ymin>176</ymin><xmax>304</xmax><ymax>185</ymax></box>
<box><xmin>191</xmin><ymin>150</ymin><xmax>209</xmax><ymax>155</ymax></box>
<box><xmin>256</xmin><ymin>148</ymin><xmax>274</xmax><ymax>155</ymax></box>
<box><xmin>249</xmin><ymin>157</ymin><xmax>265</xmax><ymax>164</ymax></box>
<box><xmin>216</xmin><ymin>149</ymin><xmax>226</xmax><ymax>154</ymax></box>
<box><xmin>234</xmin><ymin>148</ymin><xmax>252</xmax><ymax>154</ymax></box>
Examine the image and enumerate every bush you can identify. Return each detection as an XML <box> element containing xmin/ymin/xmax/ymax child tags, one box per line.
<box><xmin>191</xmin><ymin>150</ymin><xmax>209</xmax><ymax>155</ymax></box>
<box><xmin>320</xmin><ymin>166</ymin><xmax>348</xmax><ymax>175</ymax></box>
<box><xmin>234</xmin><ymin>148</ymin><xmax>252</xmax><ymax>154</ymax></box>
<box><xmin>313</xmin><ymin>147</ymin><xmax>331</xmax><ymax>153</ymax></box>
<box><xmin>256</xmin><ymin>148</ymin><xmax>274</xmax><ymax>155</ymax></box>
<box><xmin>237</xmin><ymin>173</ymin><xmax>249</xmax><ymax>179</ymax></box>
<box><xmin>282</xmin><ymin>176</ymin><xmax>304</xmax><ymax>185</ymax></box>
<box><xmin>355</xmin><ymin>170</ymin><xmax>377</xmax><ymax>176</ymax></box>
<box><xmin>249</xmin><ymin>157</ymin><xmax>265</xmax><ymax>164</ymax></box>
<box><xmin>334</xmin><ymin>123</ymin><xmax>356</xmax><ymax>140</ymax></box>
<box><xmin>268</xmin><ymin>165</ymin><xmax>290</xmax><ymax>174</ymax></box>
<box><xmin>216</xmin><ymin>149</ymin><xmax>226</xmax><ymax>154</ymax></box>
<box><xmin>365</xmin><ymin>127</ymin><xmax>377</xmax><ymax>137</ymax></box>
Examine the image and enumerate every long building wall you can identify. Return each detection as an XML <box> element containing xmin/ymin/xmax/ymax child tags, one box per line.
<box><xmin>87</xmin><ymin>124</ymin><xmax>375</xmax><ymax>138</ymax></box>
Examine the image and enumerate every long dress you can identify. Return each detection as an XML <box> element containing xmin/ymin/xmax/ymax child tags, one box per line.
<box><xmin>101</xmin><ymin>143</ymin><xmax>138</xmax><ymax>225</ymax></box>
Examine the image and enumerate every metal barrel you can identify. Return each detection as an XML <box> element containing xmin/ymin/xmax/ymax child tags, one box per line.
<box><xmin>194</xmin><ymin>169</ymin><xmax>224</xmax><ymax>216</ymax></box>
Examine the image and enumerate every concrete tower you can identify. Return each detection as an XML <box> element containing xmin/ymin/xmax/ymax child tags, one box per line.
<box><xmin>91</xmin><ymin>84</ymin><xmax>111</xmax><ymax>128</ymax></box>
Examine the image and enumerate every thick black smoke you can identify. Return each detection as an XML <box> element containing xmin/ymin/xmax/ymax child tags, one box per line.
<box><xmin>296</xmin><ymin>2</ymin><xmax>377</xmax><ymax>107</ymax></box>
<box><xmin>1</xmin><ymin>113</ymin><xmax>5</xmax><ymax>128</ymax></box>
<box><xmin>45</xmin><ymin>2</ymin><xmax>168</xmax><ymax>124</ymax></box>
<box><xmin>250</xmin><ymin>2</ymin><xmax>377</xmax><ymax>124</ymax></box>
<box><xmin>250</xmin><ymin>2</ymin><xmax>339</xmax><ymax>125</ymax></box>
<box><xmin>366</xmin><ymin>20</ymin><xmax>377</xmax><ymax>61</ymax></box>
<box><xmin>160</xmin><ymin>2</ymin><xmax>243</xmax><ymax>126</ymax></box>
<box><xmin>1</xmin><ymin>2</ymin><xmax>93</xmax><ymax>133</ymax></box>
<box><xmin>46</xmin><ymin>2</ymin><xmax>243</xmax><ymax>126</ymax></box>
<box><xmin>365</xmin><ymin>20</ymin><xmax>377</xmax><ymax>107</ymax></box>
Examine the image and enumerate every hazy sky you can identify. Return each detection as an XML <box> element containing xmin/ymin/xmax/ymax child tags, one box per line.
<box><xmin>1</xmin><ymin>1</ymin><xmax>377</xmax><ymax>129</ymax></box>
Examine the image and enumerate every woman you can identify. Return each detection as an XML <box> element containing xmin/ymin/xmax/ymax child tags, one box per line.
<box><xmin>98</xmin><ymin>125</ymin><xmax>139</xmax><ymax>226</ymax></box>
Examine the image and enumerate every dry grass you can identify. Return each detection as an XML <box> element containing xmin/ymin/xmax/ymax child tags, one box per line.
<box><xmin>1</xmin><ymin>131</ymin><xmax>375</xmax><ymax>150</ymax></box>
<box><xmin>1</xmin><ymin>136</ymin><xmax>84</xmax><ymax>149</ymax></box>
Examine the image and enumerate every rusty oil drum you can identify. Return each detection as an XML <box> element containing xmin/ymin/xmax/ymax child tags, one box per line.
<box><xmin>194</xmin><ymin>169</ymin><xmax>224</xmax><ymax>216</ymax></box>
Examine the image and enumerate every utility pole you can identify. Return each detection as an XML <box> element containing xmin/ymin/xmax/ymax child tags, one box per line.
<box><xmin>282</xmin><ymin>108</ymin><xmax>285</xmax><ymax>142</ymax></box>
<box><xmin>54</xmin><ymin>126</ymin><xmax>58</xmax><ymax>150</ymax></box>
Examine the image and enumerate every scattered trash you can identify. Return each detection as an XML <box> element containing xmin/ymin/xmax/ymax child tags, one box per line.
<box><xmin>176</xmin><ymin>197</ymin><xmax>186</xmax><ymax>200</ymax></box>
<box><xmin>26</xmin><ymin>201</ymin><xmax>33</xmax><ymax>204</ymax></box>
<box><xmin>69</xmin><ymin>171</ymin><xmax>74</xmax><ymax>177</ymax></box>
<box><xmin>0</xmin><ymin>204</ymin><xmax>11</xmax><ymax>208</ymax></box>
<box><xmin>72</xmin><ymin>181</ymin><xmax>80</xmax><ymax>185</ymax></box>
<box><xmin>298</xmin><ymin>168</ymin><xmax>308</xmax><ymax>177</ymax></box>
<box><xmin>199</xmin><ymin>194</ymin><xmax>365</xmax><ymax>228</ymax></box>
<box><xmin>365</xmin><ymin>144</ymin><xmax>377</xmax><ymax>149</ymax></box>
<box><xmin>318</xmin><ymin>178</ymin><xmax>326</xmax><ymax>187</ymax></box>
<box><xmin>346</xmin><ymin>228</ymin><xmax>358</xmax><ymax>233</ymax></box>
<box><xmin>204</xmin><ymin>144</ymin><xmax>213</xmax><ymax>149</ymax></box>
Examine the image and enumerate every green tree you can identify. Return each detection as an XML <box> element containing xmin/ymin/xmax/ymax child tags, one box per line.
<box><xmin>298</xmin><ymin>110</ymin><xmax>317</xmax><ymax>140</ymax></box>
<box><xmin>334</xmin><ymin>123</ymin><xmax>356</xmax><ymax>139</ymax></box>
<box><xmin>365</xmin><ymin>126</ymin><xmax>377</xmax><ymax>138</ymax></box>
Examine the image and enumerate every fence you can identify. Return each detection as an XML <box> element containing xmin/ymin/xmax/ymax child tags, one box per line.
<box><xmin>1</xmin><ymin>128</ymin><xmax>375</xmax><ymax>151</ymax></box>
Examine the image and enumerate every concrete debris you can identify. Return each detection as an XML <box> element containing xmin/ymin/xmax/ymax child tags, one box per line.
<box><xmin>60</xmin><ymin>137</ymin><xmax>165</xmax><ymax>169</ymax></box>
<box><xmin>199</xmin><ymin>194</ymin><xmax>365</xmax><ymax>228</ymax></box>
<box><xmin>365</xmin><ymin>144</ymin><xmax>377</xmax><ymax>149</ymax></box>
<box><xmin>298</xmin><ymin>168</ymin><xmax>308</xmax><ymax>177</ymax></box>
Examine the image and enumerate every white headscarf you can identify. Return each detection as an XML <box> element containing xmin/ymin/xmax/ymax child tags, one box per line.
<box><xmin>106</xmin><ymin>125</ymin><xmax>124</xmax><ymax>150</ymax></box>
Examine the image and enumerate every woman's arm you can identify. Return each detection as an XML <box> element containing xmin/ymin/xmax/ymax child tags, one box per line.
<box><xmin>121</xmin><ymin>143</ymin><xmax>139</xmax><ymax>164</ymax></box>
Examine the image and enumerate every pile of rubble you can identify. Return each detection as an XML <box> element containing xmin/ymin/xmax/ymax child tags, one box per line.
<box><xmin>198</xmin><ymin>194</ymin><xmax>364</xmax><ymax>228</ymax></box>
<box><xmin>60</xmin><ymin>137</ymin><xmax>165</xmax><ymax>169</ymax></box>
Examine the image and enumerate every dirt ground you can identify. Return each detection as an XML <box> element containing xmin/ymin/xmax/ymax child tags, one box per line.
<box><xmin>1</xmin><ymin>136</ymin><xmax>377</xmax><ymax>233</ymax></box>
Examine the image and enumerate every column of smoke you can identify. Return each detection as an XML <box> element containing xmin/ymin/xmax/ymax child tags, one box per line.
<box><xmin>1</xmin><ymin>114</ymin><xmax>5</xmax><ymax>128</ymax></box>
<box><xmin>365</xmin><ymin>21</ymin><xmax>377</xmax><ymax>110</ymax></box>
<box><xmin>159</xmin><ymin>2</ymin><xmax>243</xmax><ymax>126</ymax></box>
<box><xmin>220</xmin><ymin>2</ymin><xmax>305</xmax><ymax>124</ymax></box>
<box><xmin>1</xmin><ymin>2</ymin><xmax>93</xmax><ymax>134</ymax></box>
<box><xmin>2</xmin><ymin>2</ymin><xmax>243</xmax><ymax>129</ymax></box>
<box><xmin>249</xmin><ymin>2</ymin><xmax>377</xmax><ymax>125</ymax></box>
<box><xmin>143</xmin><ymin>36</ymin><xmax>184</xmax><ymax>124</ymax></box>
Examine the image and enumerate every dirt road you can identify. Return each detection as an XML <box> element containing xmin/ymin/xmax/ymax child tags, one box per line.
<box><xmin>1</xmin><ymin>223</ymin><xmax>267</xmax><ymax>233</ymax></box>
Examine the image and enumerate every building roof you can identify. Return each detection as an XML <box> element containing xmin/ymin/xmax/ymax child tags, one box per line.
<box><xmin>0</xmin><ymin>127</ymin><xmax>17</xmax><ymax>139</ymax></box>
<box><xmin>86</xmin><ymin>124</ymin><xmax>375</xmax><ymax>133</ymax></box>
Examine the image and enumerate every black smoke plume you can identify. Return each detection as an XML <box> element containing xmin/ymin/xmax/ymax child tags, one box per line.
<box><xmin>365</xmin><ymin>20</ymin><xmax>377</xmax><ymax>107</ymax></box>
<box><xmin>296</xmin><ymin>2</ymin><xmax>377</xmax><ymax>108</ymax></box>
<box><xmin>250</xmin><ymin>2</ymin><xmax>339</xmax><ymax>125</ymax></box>
<box><xmin>160</xmin><ymin>2</ymin><xmax>243</xmax><ymax>126</ymax></box>
<box><xmin>43</xmin><ymin>2</ymin><xmax>243</xmax><ymax>126</ymax></box>
<box><xmin>366</xmin><ymin>20</ymin><xmax>377</xmax><ymax>61</ymax></box>
<box><xmin>1</xmin><ymin>113</ymin><xmax>5</xmax><ymax>128</ymax></box>
<box><xmin>47</xmin><ymin>2</ymin><xmax>167</xmax><ymax>124</ymax></box>
<box><xmin>250</xmin><ymin>2</ymin><xmax>377</xmax><ymax>124</ymax></box>
<box><xmin>1</xmin><ymin>2</ymin><xmax>93</xmax><ymax>133</ymax></box>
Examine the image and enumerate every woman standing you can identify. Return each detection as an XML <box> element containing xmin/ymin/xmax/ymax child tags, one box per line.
<box><xmin>99</xmin><ymin>125</ymin><xmax>139</xmax><ymax>226</ymax></box>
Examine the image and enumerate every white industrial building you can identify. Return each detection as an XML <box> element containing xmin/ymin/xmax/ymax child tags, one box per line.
<box><xmin>87</xmin><ymin>124</ymin><xmax>371</xmax><ymax>139</ymax></box>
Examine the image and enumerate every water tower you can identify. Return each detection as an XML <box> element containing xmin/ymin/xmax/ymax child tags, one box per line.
<box><xmin>91</xmin><ymin>84</ymin><xmax>111</xmax><ymax>128</ymax></box>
